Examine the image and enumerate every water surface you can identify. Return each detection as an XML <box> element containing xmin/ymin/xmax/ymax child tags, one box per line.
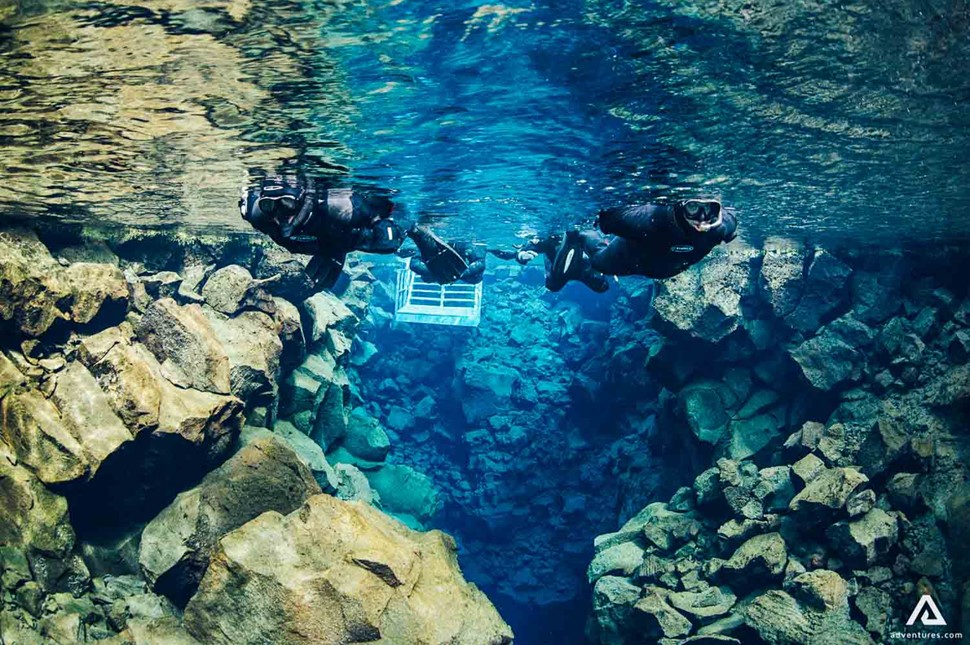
<box><xmin>0</xmin><ymin>0</ymin><xmax>968</xmax><ymax>245</ymax></box>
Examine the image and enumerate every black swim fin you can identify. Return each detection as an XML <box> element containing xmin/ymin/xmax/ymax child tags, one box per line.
<box><xmin>306</xmin><ymin>253</ymin><xmax>347</xmax><ymax>291</ymax></box>
<box><xmin>551</xmin><ymin>230</ymin><xmax>585</xmax><ymax>282</ymax></box>
<box><xmin>412</xmin><ymin>226</ymin><xmax>468</xmax><ymax>284</ymax></box>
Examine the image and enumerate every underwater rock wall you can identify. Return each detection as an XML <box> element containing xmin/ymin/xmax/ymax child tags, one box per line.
<box><xmin>586</xmin><ymin>238</ymin><xmax>970</xmax><ymax>643</ymax></box>
<box><xmin>349</xmin><ymin>266</ymin><xmax>697</xmax><ymax>610</ymax></box>
<box><xmin>0</xmin><ymin>226</ymin><xmax>511</xmax><ymax>644</ymax></box>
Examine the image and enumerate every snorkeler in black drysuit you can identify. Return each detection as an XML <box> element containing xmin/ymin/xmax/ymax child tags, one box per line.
<box><xmin>240</xmin><ymin>176</ymin><xmax>406</xmax><ymax>289</ymax></box>
<box><xmin>408</xmin><ymin>225</ymin><xmax>486</xmax><ymax>285</ymax></box>
<box><xmin>590</xmin><ymin>199</ymin><xmax>737</xmax><ymax>279</ymax></box>
<box><xmin>493</xmin><ymin>230</ymin><xmax>610</xmax><ymax>293</ymax></box>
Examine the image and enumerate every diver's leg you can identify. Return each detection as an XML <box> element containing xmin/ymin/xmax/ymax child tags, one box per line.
<box><xmin>543</xmin><ymin>256</ymin><xmax>567</xmax><ymax>292</ymax></box>
<box><xmin>407</xmin><ymin>225</ymin><xmax>467</xmax><ymax>283</ymax></box>
<box><xmin>590</xmin><ymin>238</ymin><xmax>642</xmax><ymax>277</ymax></box>
<box><xmin>306</xmin><ymin>252</ymin><xmax>347</xmax><ymax>291</ymax></box>
<box><xmin>580</xmin><ymin>268</ymin><xmax>610</xmax><ymax>293</ymax></box>
<box><xmin>360</xmin><ymin>220</ymin><xmax>406</xmax><ymax>254</ymax></box>
<box><xmin>409</xmin><ymin>258</ymin><xmax>435</xmax><ymax>282</ymax></box>
<box><xmin>551</xmin><ymin>230</ymin><xmax>585</xmax><ymax>280</ymax></box>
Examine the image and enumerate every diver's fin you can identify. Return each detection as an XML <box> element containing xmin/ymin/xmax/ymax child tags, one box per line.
<box><xmin>306</xmin><ymin>253</ymin><xmax>346</xmax><ymax>291</ymax></box>
<box><xmin>413</xmin><ymin>226</ymin><xmax>467</xmax><ymax>284</ymax></box>
<box><xmin>552</xmin><ymin>230</ymin><xmax>585</xmax><ymax>282</ymax></box>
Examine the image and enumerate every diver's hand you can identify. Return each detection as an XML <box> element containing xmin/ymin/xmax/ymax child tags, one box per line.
<box><xmin>516</xmin><ymin>250</ymin><xmax>538</xmax><ymax>264</ymax></box>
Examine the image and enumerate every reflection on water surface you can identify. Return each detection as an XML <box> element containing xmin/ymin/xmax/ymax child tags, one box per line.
<box><xmin>0</xmin><ymin>0</ymin><xmax>967</xmax><ymax>245</ymax></box>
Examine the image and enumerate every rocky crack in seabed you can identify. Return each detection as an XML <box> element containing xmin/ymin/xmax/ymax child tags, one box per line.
<box><xmin>587</xmin><ymin>238</ymin><xmax>970</xmax><ymax>644</ymax></box>
<box><xmin>0</xmin><ymin>226</ymin><xmax>512</xmax><ymax>644</ymax></box>
<box><xmin>348</xmin><ymin>267</ymin><xmax>670</xmax><ymax>610</ymax></box>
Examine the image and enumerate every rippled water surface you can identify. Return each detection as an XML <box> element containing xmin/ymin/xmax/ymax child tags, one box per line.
<box><xmin>0</xmin><ymin>0</ymin><xmax>968</xmax><ymax>244</ymax></box>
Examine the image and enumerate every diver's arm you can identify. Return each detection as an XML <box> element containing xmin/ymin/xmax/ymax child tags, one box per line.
<box><xmin>461</xmin><ymin>259</ymin><xmax>486</xmax><ymax>281</ymax></box>
<box><xmin>597</xmin><ymin>205</ymin><xmax>664</xmax><ymax>240</ymax></box>
<box><xmin>720</xmin><ymin>209</ymin><xmax>739</xmax><ymax>242</ymax></box>
<box><xmin>270</xmin><ymin>231</ymin><xmax>320</xmax><ymax>256</ymax></box>
<box><xmin>487</xmin><ymin>248</ymin><xmax>519</xmax><ymax>261</ymax></box>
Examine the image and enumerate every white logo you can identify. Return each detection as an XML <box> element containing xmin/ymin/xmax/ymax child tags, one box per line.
<box><xmin>671</xmin><ymin>245</ymin><xmax>694</xmax><ymax>253</ymax></box>
<box><xmin>906</xmin><ymin>595</ymin><xmax>946</xmax><ymax>627</ymax></box>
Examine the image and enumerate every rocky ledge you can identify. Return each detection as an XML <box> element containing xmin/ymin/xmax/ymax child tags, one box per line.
<box><xmin>587</xmin><ymin>239</ymin><xmax>970</xmax><ymax>643</ymax></box>
<box><xmin>0</xmin><ymin>226</ymin><xmax>511</xmax><ymax>644</ymax></box>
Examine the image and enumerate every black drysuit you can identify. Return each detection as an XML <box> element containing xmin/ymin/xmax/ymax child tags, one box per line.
<box><xmin>591</xmin><ymin>204</ymin><xmax>738</xmax><ymax>279</ymax></box>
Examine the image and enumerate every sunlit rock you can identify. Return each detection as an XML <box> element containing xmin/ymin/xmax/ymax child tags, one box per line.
<box><xmin>789</xmin><ymin>466</ymin><xmax>868</xmax><ymax>524</ymax></box>
<box><xmin>632</xmin><ymin>588</ymin><xmax>692</xmax><ymax>639</ymax></box>
<box><xmin>137</xmin><ymin>298</ymin><xmax>231</xmax><ymax>394</ymax></box>
<box><xmin>719</xmin><ymin>532</ymin><xmax>787</xmax><ymax>592</ymax></box>
<box><xmin>183</xmin><ymin>495</ymin><xmax>513</xmax><ymax>644</ymax></box>
<box><xmin>200</xmin><ymin>308</ymin><xmax>282</xmax><ymax>403</ymax></box>
<box><xmin>200</xmin><ymin>264</ymin><xmax>274</xmax><ymax>317</ymax></box>
<box><xmin>303</xmin><ymin>290</ymin><xmax>359</xmax><ymax>360</ymax></box>
<box><xmin>140</xmin><ymin>435</ymin><xmax>321</xmax><ymax>606</ymax></box>
<box><xmin>652</xmin><ymin>242</ymin><xmax>758</xmax><ymax>344</ymax></box>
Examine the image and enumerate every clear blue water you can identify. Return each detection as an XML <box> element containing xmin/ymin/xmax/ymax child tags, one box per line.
<box><xmin>1</xmin><ymin>2</ymin><xmax>969</xmax><ymax>642</ymax></box>
<box><xmin>0</xmin><ymin>1</ymin><xmax>968</xmax><ymax>244</ymax></box>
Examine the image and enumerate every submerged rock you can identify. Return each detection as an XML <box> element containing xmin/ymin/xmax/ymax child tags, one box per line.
<box><xmin>303</xmin><ymin>290</ymin><xmax>359</xmax><ymax>359</ymax></box>
<box><xmin>366</xmin><ymin>463</ymin><xmax>441</xmax><ymax>527</ymax></box>
<box><xmin>788</xmin><ymin>466</ymin><xmax>868</xmax><ymax>524</ymax></box>
<box><xmin>137</xmin><ymin>298</ymin><xmax>230</xmax><ymax>394</ymax></box>
<box><xmin>183</xmin><ymin>495</ymin><xmax>513</xmax><ymax>644</ymax></box>
<box><xmin>719</xmin><ymin>532</ymin><xmax>788</xmax><ymax>591</ymax></box>
<box><xmin>825</xmin><ymin>508</ymin><xmax>898</xmax><ymax>568</ymax></box>
<box><xmin>139</xmin><ymin>436</ymin><xmax>321</xmax><ymax>605</ymax></box>
<box><xmin>652</xmin><ymin>243</ymin><xmax>758</xmax><ymax>344</ymax></box>
<box><xmin>632</xmin><ymin>588</ymin><xmax>692</xmax><ymax>639</ymax></box>
<box><xmin>200</xmin><ymin>264</ymin><xmax>274</xmax><ymax>316</ymax></box>
<box><xmin>0</xmin><ymin>228</ymin><xmax>128</xmax><ymax>337</ymax></box>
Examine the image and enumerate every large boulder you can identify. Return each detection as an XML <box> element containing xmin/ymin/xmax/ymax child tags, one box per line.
<box><xmin>678</xmin><ymin>380</ymin><xmax>738</xmax><ymax>445</ymax></box>
<box><xmin>668</xmin><ymin>586</ymin><xmax>737</xmax><ymax>623</ymax></box>
<box><xmin>790</xmin><ymin>326</ymin><xmax>863</xmax><ymax>391</ymax></box>
<box><xmin>588</xmin><ymin>575</ymin><xmax>641</xmax><ymax>645</ymax></box>
<box><xmin>200</xmin><ymin>309</ymin><xmax>282</xmax><ymax>402</ymax></box>
<box><xmin>825</xmin><ymin>508</ymin><xmax>898</xmax><ymax>568</ymax></box>
<box><xmin>0</xmin><ymin>389</ymin><xmax>87</xmax><ymax>484</ymax></box>
<box><xmin>786</xmin><ymin>249</ymin><xmax>852</xmax><ymax>334</ymax></box>
<box><xmin>0</xmin><ymin>227</ymin><xmax>70</xmax><ymax>336</ymax></box>
<box><xmin>743</xmin><ymin>590</ymin><xmax>812</xmax><ymax>644</ymax></box>
<box><xmin>789</xmin><ymin>570</ymin><xmax>849</xmax><ymax>611</ymax></box>
<box><xmin>458</xmin><ymin>362</ymin><xmax>521</xmax><ymax>424</ymax></box>
<box><xmin>789</xmin><ymin>467</ymin><xmax>868</xmax><ymax>524</ymax></box>
<box><xmin>0</xmin><ymin>458</ymin><xmax>74</xmax><ymax>561</ymax></box>
<box><xmin>61</xmin><ymin>262</ymin><xmax>129</xmax><ymax>325</ymax></box>
<box><xmin>719</xmin><ymin>532</ymin><xmax>788</xmax><ymax>592</ymax></box>
<box><xmin>252</xmin><ymin>245</ymin><xmax>313</xmax><ymax>303</ymax></box>
<box><xmin>759</xmin><ymin>237</ymin><xmax>807</xmax><ymax>320</ymax></box>
<box><xmin>632</xmin><ymin>588</ymin><xmax>692</xmax><ymax>639</ymax></box>
<box><xmin>137</xmin><ymin>298</ymin><xmax>230</xmax><ymax>394</ymax></box>
<box><xmin>587</xmin><ymin>541</ymin><xmax>644</xmax><ymax>583</ymax></box>
<box><xmin>182</xmin><ymin>495</ymin><xmax>513</xmax><ymax>644</ymax></box>
<box><xmin>366</xmin><ymin>463</ymin><xmax>440</xmax><ymax>528</ymax></box>
<box><xmin>653</xmin><ymin>242</ymin><xmax>758</xmax><ymax>344</ymax></box>
<box><xmin>0</xmin><ymin>230</ymin><xmax>127</xmax><ymax>337</ymax></box>
<box><xmin>139</xmin><ymin>436</ymin><xmax>321</xmax><ymax>605</ymax></box>
<box><xmin>48</xmin><ymin>362</ymin><xmax>134</xmax><ymax>475</ymax></box>
<box><xmin>241</xmin><ymin>423</ymin><xmax>338</xmax><ymax>492</ymax></box>
<box><xmin>200</xmin><ymin>264</ymin><xmax>274</xmax><ymax>316</ymax></box>
<box><xmin>303</xmin><ymin>291</ymin><xmax>359</xmax><ymax>359</ymax></box>
<box><xmin>342</xmin><ymin>408</ymin><xmax>390</xmax><ymax>461</ymax></box>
